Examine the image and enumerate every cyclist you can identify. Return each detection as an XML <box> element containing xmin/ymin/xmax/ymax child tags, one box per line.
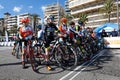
<box><xmin>35</xmin><ymin>24</ymin><xmax>44</xmax><ymax>56</ymax></box>
<box><xmin>37</xmin><ymin>24</ymin><xmax>44</xmax><ymax>41</ymax></box>
<box><xmin>11</xmin><ymin>27</ymin><xmax>22</xmax><ymax>57</ymax></box>
<box><xmin>58</xmin><ymin>18</ymin><xmax>68</xmax><ymax>42</ymax></box>
<box><xmin>19</xmin><ymin>17</ymin><xmax>34</xmax><ymax>69</ymax></box>
<box><xmin>67</xmin><ymin>21</ymin><xmax>77</xmax><ymax>44</ymax></box>
<box><xmin>44</xmin><ymin>15</ymin><xmax>59</xmax><ymax>71</ymax></box>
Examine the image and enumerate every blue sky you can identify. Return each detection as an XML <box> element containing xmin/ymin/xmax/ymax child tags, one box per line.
<box><xmin>0</xmin><ymin>0</ymin><xmax>65</xmax><ymax>19</ymax></box>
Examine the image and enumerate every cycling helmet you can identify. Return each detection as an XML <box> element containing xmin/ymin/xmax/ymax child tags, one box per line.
<box><xmin>20</xmin><ymin>17</ymin><xmax>29</xmax><ymax>23</ymax></box>
<box><xmin>46</xmin><ymin>15</ymin><xmax>54</xmax><ymax>21</ymax></box>
<box><xmin>60</xmin><ymin>18</ymin><xmax>68</xmax><ymax>23</ymax></box>
<box><xmin>37</xmin><ymin>25</ymin><xmax>42</xmax><ymax>29</ymax></box>
<box><xmin>69</xmin><ymin>21</ymin><xmax>75</xmax><ymax>25</ymax></box>
<box><xmin>78</xmin><ymin>20</ymin><xmax>83</xmax><ymax>26</ymax></box>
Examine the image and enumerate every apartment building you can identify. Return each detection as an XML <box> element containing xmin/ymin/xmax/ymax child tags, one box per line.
<box><xmin>44</xmin><ymin>3</ymin><xmax>65</xmax><ymax>26</ymax></box>
<box><xmin>65</xmin><ymin>0</ymin><xmax>71</xmax><ymax>14</ymax></box>
<box><xmin>3</xmin><ymin>13</ymin><xmax>41</xmax><ymax>33</ymax></box>
<box><xmin>0</xmin><ymin>18</ymin><xmax>4</xmax><ymax>31</ymax></box>
<box><xmin>7</xmin><ymin>15</ymin><xmax>17</xmax><ymax>30</ymax></box>
<box><xmin>69</xmin><ymin>0</ymin><xmax>120</xmax><ymax>28</ymax></box>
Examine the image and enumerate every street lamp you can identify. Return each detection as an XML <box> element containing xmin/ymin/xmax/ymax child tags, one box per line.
<box><xmin>116</xmin><ymin>0</ymin><xmax>119</xmax><ymax>34</ymax></box>
<box><xmin>57</xmin><ymin>0</ymin><xmax>60</xmax><ymax>26</ymax></box>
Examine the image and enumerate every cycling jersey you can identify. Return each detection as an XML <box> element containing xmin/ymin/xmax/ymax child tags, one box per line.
<box><xmin>59</xmin><ymin>25</ymin><xmax>67</xmax><ymax>34</ymax></box>
<box><xmin>68</xmin><ymin>27</ymin><xmax>76</xmax><ymax>39</ymax></box>
<box><xmin>44</xmin><ymin>23</ymin><xmax>58</xmax><ymax>48</ymax></box>
<box><xmin>19</xmin><ymin>25</ymin><xmax>33</xmax><ymax>40</ymax></box>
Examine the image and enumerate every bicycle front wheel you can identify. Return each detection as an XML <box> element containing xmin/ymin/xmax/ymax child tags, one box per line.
<box><xmin>28</xmin><ymin>46</ymin><xmax>38</xmax><ymax>71</ymax></box>
<box><xmin>55</xmin><ymin>44</ymin><xmax>78</xmax><ymax>70</ymax></box>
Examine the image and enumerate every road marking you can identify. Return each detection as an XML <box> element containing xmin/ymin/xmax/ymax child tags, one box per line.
<box><xmin>69</xmin><ymin>51</ymin><xmax>104</xmax><ymax>80</ymax></box>
<box><xmin>59</xmin><ymin>50</ymin><xmax>105</xmax><ymax>80</ymax></box>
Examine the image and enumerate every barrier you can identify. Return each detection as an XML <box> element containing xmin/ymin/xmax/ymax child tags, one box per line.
<box><xmin>104</xmin><ymin>37</ymin><xmax>120</xmax><ymax>48</ymax></box>
<box><xmin>0</xmin><ymin>41</ymin><xmax>14</xmax><ymax>47</ymax></box>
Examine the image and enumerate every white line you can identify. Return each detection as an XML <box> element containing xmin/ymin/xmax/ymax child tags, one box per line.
<box><xmin>69</xmin><ymin>51</ymin><xmax>105</xmax><ymax>80</ymax></box>
<box><xmin>59</xmin><ymin>50</ymin><xmax>105</xmax><ymax>80</ymax></box>
<box><xmin>59</xmin><ymin>61</ymin><xmax>88</xmax><ymax>80</ymax></box>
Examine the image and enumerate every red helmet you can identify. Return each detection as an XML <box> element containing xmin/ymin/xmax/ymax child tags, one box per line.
<box><xmin>20</xmin><ymin>17</ymin><xmax>29</xmax><ymax>23</ymax></box>
<box><xmin>60</xmin><ymin>18</ymin><xmax>68</xmax><ymax>23</ymax></box>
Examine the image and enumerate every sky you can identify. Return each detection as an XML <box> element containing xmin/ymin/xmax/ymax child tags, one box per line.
<box><xmin>0</xmin><ymin>0</ymin><xmax>66</xmax><ymax>19</ymax></box>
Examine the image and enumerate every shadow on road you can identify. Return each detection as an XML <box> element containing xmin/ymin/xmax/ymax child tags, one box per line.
<box><xmin>63</xmin><ymin>49</ymin><xmax>114</xmax><ymax>72</ymax></box>
<box><xmin>0</xmin><ymin>62</ymin><xmax>22</xmax><ymax>67</ymax></box>
<box><xmin>76</xmin><ymin>49</ymin><xmax>113</xmax><ymax>72</ymax></box>
<box><xmin>34</xmin><ymin>65</ymin><xmax>65</xmax><ymax>74</ymax></box>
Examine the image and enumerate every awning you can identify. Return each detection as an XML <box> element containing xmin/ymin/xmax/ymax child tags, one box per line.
<box><xmin>93</xmin><ymin>23</ymin><xmax>119</xmax><ymax>33</ymax></box>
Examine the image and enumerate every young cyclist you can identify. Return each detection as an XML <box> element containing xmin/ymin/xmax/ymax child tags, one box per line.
<box><xmin>35</xmin><ymin>24</ymin><xmax>44</xmax><ymax>56</ymax></box>
<box><xmin>67</xmin><ymin>21</ymin><xmax>77</xmax><ymax>44</ymax></box>
<box><xmin>11</xmin><ymin>27</ymin><xmax>22</xmax><ymax>57</ymax></box>
<box><xmin>58</xmin><ymin>18</ymin><xmax>68</xmax><ymax>42</ymax></box>
<box><xmin>44</xmin><ymin>15</ymin><xmax>59</xmax><ymax>71</ymax></box>
<box><xmin>19</xmin><ymin>17</ymin><xmax>34</xmax><ymax>69</ymax></box>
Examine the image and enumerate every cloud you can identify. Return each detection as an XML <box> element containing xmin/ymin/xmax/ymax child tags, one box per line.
<box><xmin>28</xmin><ymin>6</ymin><xmax>33</xmax><ymax>9</ymax></box>
<box><xmin>41</xmin><ymin>6</ymin><xmax>46</xmax><ymax>12</ymax></box>
<box><xmin>0</xmin><ymin>4</ymin><xmax>4</xmax><ymax>10</ymax></box>
<box><xmin>13</xmin><ymin>6</ymin><xmax>22</xmax><ymax>12</ymax></box>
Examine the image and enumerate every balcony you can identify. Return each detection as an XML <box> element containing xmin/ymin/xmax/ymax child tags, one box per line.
<box><xmin>71</xmin><ymin>5</ymin><xmax>103</xmax><ymax>15</ymax></box>
<box><xmin>69</xmin><ymin>0</ymin><xmax>96</xmax><ymax>9</ymax></box>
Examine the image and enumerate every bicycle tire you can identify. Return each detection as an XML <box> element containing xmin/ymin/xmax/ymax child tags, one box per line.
<box><xmin>28</xmin><ymin>45</ymin><xmax>38</xmax><ymax>71</ymax></box>
<box><xmin>55</xmin><ymin>44</ymin><xmax>78</xmax><ymax>70</ymax></box>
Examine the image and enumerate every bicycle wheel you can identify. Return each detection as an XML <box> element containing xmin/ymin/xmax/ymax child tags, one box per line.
<box><xmin>55</xmin><ymin>44</ymin><xmax>78</xmax><ymax>70</ymax></box>
<box><xmin>15</xmin><ymin>43</ymin><xmax>20</xmax><ymax>59</ymax></box>
<box><xmin>28</xmin><ymin>45</ymin><xmax>38</xmax><ymax>71</ymax></box>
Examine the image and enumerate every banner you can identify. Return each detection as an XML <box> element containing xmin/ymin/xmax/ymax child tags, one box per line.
<box><xmin>104</xmin><ymin>37</ymin><xmax>120</xmax><ymax>48</ymax></box>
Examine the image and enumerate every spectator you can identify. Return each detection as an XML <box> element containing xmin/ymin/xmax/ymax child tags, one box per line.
<box><xmin>101</xmin><ymin>29</ymin><xmax>108</xmax><ymax>38</ymax></box>
<box><xmin>110</xmin><ymin>28</ymin><xmax>118</xmax><ymax>37</ymax></box>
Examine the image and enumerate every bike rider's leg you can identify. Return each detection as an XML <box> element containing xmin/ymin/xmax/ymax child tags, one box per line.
<box><xmin>21</xmin><ymin>41</ymin><xmax>27</xmax><ymax>69</ymax></box>
<box><xmin>45</xmin><ymin>40</ymin><xmax>52</xmax><ymax>71</ymax></box>
<box><xmin>11</xmin><ymin>42</ymin><xmax>17</xmax><ymax>56</ymax></box>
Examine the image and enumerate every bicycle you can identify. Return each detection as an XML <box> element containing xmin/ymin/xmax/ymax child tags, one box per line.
<box><xmin>22</xmin><ymin>39</ymin><xmax>38</xmax><ymax>71</ymax></box>
<box><xmin>12</xmin><ymin>42</ymin><xmax>21</xmax><ymax>59</ymax></box>
<box><xmin>34</xmin><ymin>36</ymin><xmax>78</xmax><ymax>70</ymax></box>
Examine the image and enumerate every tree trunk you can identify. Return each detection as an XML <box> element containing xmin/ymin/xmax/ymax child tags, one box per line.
<box><xmin>108</xmin><ymin>14</ymin><xmax>110</xmax><ymax>22</ymax></box>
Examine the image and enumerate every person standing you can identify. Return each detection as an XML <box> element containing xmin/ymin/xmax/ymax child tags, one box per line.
<box><xmin>110</xmin><ymin>28</ymin><xmax>118</xmax><ymax>37</ymax></box>
<box><xmin>101</xmin><ymin>29</ymin><xmax>108</xmax><ymax>38</ymax></box>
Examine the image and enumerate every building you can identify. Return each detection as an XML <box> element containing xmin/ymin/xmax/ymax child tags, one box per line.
<box><xmin>68</xmin><ymin>0</ymin><xmax>120</xmax><ymax>28</ymax></box>
<box><xmin>7</xmin><ymin>15</ymin><xmax>17</xmax><ymax>30</ymax></box>
<box><xmin>65</xmin><ymin>0</ymin><xmax>71</xmax><ymax>14</ymax></box>
<box><xmin>44</xmin><ymin>3</ymin><xmax>65</xmax><ymax>26</ymax></box>
<box><xmin>0</xmin><ymin>18</ymin><xmax>4</xmax><ymax>31</ymax></box>
<box><xmin>2</xmin><ymin>13</ymin><xmax>41</xmax><ymax>34</ymax></box>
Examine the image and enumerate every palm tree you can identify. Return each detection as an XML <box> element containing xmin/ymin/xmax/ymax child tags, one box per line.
<box><xmin>62</xmin><ymin>13</ymin><xmax>74</xmax><ymax>24</ymax></box>
<box><xmin>32</xmin><ymin>14</ymin><xmax>39</xmax><ymax>32</ymax></box>
<box><xmin>78</xmin><ymin>13</ymin><xmax>88</xmax><ymax>27</ymax></box>
<box><xmin>9</xmin><ymin>25</ymin><xmax>17</xmax><ymax>36</ymax></box>
<box><xmin>100</xmin><ymin>0</ymin><xmax>115</xmax><ymax>22</ymax></box>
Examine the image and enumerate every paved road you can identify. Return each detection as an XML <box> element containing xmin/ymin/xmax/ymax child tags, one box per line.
<box><xmin>0</xmin><ymin>47</ymin><xmax>120</xmax><ymax>80</ymax></box>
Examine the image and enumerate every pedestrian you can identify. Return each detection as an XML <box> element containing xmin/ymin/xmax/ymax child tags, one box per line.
<box><xmin>110</xmin><ymin>28</ymin><xmax>118</xmax><ymax>37</ymax></box>
<box><xmin>101</xmin><ymin>29</ymin><xmax>108</xmax><ymax>38</ymax></box>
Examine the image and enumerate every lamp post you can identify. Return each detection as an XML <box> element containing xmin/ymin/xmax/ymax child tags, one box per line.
<box><xmin>57</xmin><ymin>0</ymin><xmax>60</xmax><ymax>27</ymax></box>
<box><xmin>116</xmin><ymin>0</ymin><xmax>119</xmax><ymax>34</ymax></box>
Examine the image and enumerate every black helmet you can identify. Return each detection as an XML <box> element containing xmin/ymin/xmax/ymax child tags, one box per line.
<box><xmin>78</xmin><ymin>20</ymin><xmax>83</xmax><ymax>26</ymax></box>
<box><xmin>69</xmin><ymin>21</ymin><xmax>75</xmax><ymax>25</ymax></box>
